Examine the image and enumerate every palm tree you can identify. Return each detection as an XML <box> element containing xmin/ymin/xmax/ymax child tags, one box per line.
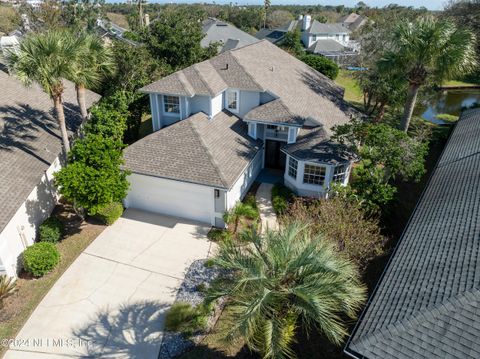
<box><xmin>208</xmin><ymin>224</ymin><xmax>366</xmax><ymax>359</ymax></box>
<box><xmin>70</xmin><ymin>33</ymin><xmax>114</xmax><ymax>120</ymax></box>
<box><xmin>7</xmin><ymin>30</ymin><xmax>77</xmax><ymax>153</ymax></box>
<box><xmin>379</xmin><ymin>16</ymin><xmax>476</xmax><ymax>132</ymax></box>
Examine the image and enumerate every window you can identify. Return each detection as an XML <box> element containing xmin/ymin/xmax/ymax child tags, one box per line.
<box><xmin>333</xmin><ymin>164</ymin><xmax>348</xmax><ymax>183</ymax></box>
<box><xmin>226</xmin><ymin>90</ymin><xmax>238</xmax><ymax>111</ymax></box>
<box><xmin>288</xmin><ymin>157</ymin><xmax>298</xmax><ymax>179</ymax></box>
<box><xmin>164</xmin><ymin>95</ymin><xmax>180</xmax><ymax>114</ymax></box>
<box><xmin>303</xmin><ymin>164</ymin><xmax>326</xmax><ymax>185</ymax></box>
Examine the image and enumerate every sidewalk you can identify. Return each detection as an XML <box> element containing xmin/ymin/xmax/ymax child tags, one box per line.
<box><xmin>255</xmin><ymin>183</ymin><xmax>279</xmax><ymax>233</ymax></box>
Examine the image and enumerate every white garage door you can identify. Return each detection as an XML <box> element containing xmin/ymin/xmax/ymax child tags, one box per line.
<box><xmin>125</xmin><ymin>173</ymin><xmax>213</xmax><ymax>224</ymax></box>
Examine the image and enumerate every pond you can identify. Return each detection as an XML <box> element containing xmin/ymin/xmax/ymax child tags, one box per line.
<box><xmin>419</xmin><ymin>89</ymin><xmax>480</xmax><ymax>123</ymax></box>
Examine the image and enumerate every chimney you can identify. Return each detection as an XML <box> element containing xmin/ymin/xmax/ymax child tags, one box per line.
<box><xmin>144</xmin><ymin>14</ymin><xmax>150</xmax><ymax>27</ymax></box>
<box><xmin>298</xmin><ymin>15</ymin><xmax>304</xmax><ymax>21</ymax></box>
<box><xmin>302</xmin><ymin>15</ymin><xmax>311</xmax><ymax>31</ymax></box>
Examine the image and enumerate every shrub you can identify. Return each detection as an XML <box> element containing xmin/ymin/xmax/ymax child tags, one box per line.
<box><xmin>208</xmin><ymin>228</ymin><xmax>232</xmax><ymax>242</ymax></box>
<box><xmin>300</xmin><ymin>54</ymin><xmax>339</xmax><ymax>80</ymax></box>
<box><xmin>271</xmin><ymin>183</ymin><xmax>295</xmax><ymax>215</ymax></box>
<box><xmin>95</xmin><ymin>202</ymin><xmax>124</xmax><ymax>225</ymax></box>
<box><xmin>286</xmin><ymin>197</ymin><xmax>385</xmax><ymax>270</ymax></box>
<box><xmin>39</xmin><ymin>217</ymin><xmax>64</xmax><ymax>243</ymax></box>
<box><xmin>23</xmin><ymin>242</ymin><xmax>60</xmax><ymax>277</ymax></box>
<box><xmin>0</xmin><ymin>275</ymin><xmax>16</xmax><ymax>303</ymax></box>
<box><xmin>165</xmin><ymin>302</ymin><xmax>209</xmax><ymax>337</ymax></box>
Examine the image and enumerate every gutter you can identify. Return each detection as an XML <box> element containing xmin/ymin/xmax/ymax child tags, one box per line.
<box><xmin>343</xmin><ymin>119</ymin><xmax>459</xmax><ymax>359</ymax></box>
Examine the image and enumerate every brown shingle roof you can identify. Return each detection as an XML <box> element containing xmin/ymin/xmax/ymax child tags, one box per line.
<box><xmin>123</xmin><ymin>110</ymin><xmax>262</xmax><ymax>189</ymax></box>
<box><xmin>0</xmin><ymin>70</ymin><xmax>100</xmax><ymax>233</ymax></box>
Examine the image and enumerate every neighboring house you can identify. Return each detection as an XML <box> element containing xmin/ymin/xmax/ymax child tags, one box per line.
<box><xmin>0</xmin><ymin>70</ymin><xmax>100</xmax><ymax>277</ymax></box>
<box><xmin>201</xmin><ymin>17</ymin><xmax>259</xmax><ymax>53</ymax></box>
<box><xmin>338</xmin><ymin>13</ymin><xmax>368</xmax><ymax>32</ymax></box>
<box><xmin>123</xmin><ymin>40</ymin><xmax>358</xmax><ymax>227</ymax></box>
<box><xmin>345</xmin><ymin>108</ymin><xmax>480</xmax><ymax>359</ymax></box>
<box><xmin>256</xmin><ymin>15</ymin><xmax>358</xmax><ymax>64</ymax></box>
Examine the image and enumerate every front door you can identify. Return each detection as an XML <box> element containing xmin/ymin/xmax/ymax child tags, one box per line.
<box><xmin>265</xmin><ymin>140</ymin><xmax>286</xmax><ymax>170</ymax></box>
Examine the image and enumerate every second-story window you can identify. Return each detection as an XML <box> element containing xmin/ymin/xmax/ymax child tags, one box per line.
<box><xmin>226</xmin><ymin>90</ymin><xmax>239</xmax><ymax>112</ymax></box>
<box><xmin>164</xmin><ymin>95</ymin><xmax>180</xmax><ymax>114</ymax></box>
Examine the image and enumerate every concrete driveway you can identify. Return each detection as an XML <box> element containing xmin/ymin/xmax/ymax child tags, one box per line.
<box><xmin>4</xmin><ymin>209</ymin><xmax>213</xmax><ymax>359</ymax></box>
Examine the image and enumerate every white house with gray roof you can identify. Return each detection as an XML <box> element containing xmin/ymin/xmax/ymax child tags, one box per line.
<box><xmin>123</xmin><ymin>40</ymin><xmax>357</xmax><ymax>227</ymax></box>
<box><xmin>0</xmin><ymin>70</ymin><xmax>100</xmax><ymax>277</ymax></box>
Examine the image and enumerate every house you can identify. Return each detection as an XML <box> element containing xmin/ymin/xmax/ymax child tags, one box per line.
<box><xmin>300</xmin><ymin>17</ymin><xmax>351</xmax><ymax>49</ymax></box>
<box><xmin>201</xmin><ymin>17</ymin><xmax>259</xmax><ymax>53</ymax></box>
<box><xmin>123</xmin><ymin>40</ymin><xmax>357</xmax><ymax>227</ymax></box>
<box><xmin>256</xmin><ymin>15</ymin><xmax>358</xmax><ymax>64</ymax></box>
<box><xmin>338</xmin><ymin>13</ymin><xmax>368</xmax><ymax>32</ymax></box>
<box><xmin>345</xmin><ymin>108</ymin><xmax>480</xmax><ymax>359</ymax></box>
<box><xmin>0</xmin><ymin>70</ymin><xmax>100</xmax><ymax>277</ymax></box>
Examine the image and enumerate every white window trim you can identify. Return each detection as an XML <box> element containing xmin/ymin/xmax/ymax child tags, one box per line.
<box><xmin>288</xmin><ymin>156</ymin><xmax>298</xmax><ymax>179</ymax></box>
<box><xmin>225</xmin><ymin>89</ymin><xmax>240</xmax><ymax>113</ymax></box>
<box><xmin>162</xmin><ymin>95</ymin><xmax>181</xmax><ymax>117</ymax></box>
<box><xmin>303</xmin><ymin>162</ymin><xmax>327</xmax><ymax>186</ymax></box>
<box><xmin>332</xmin><ymin>163</ymin><xmax>350</xmax><ymax>183</ymax></box>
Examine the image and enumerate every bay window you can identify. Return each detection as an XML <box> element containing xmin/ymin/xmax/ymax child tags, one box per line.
<box><xmin>303</xmin><ymin>164</ymin><xmax>326</xmax><ymax>185</ymax></box>
<box><xmin>288</xmin><ymin>157</ymin><xmax>298</xmax><ymax>179</ymax></box>
<box><xmin>333</xmin><ymin>164</ymin><xmax>348</xmax><ymax>183</ymax></box>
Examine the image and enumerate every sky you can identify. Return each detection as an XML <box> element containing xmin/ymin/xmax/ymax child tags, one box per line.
<box><xmin>133</xmin><ymin>0</ymin><xmax>446</xmax><ymax>11</ymax></box>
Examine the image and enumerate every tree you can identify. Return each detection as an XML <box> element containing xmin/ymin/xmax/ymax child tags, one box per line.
<box><xmin>84</xmin><ymin>92</ymin><xmax>129</xmax><ymax>141</ymax></box>
<box><xmin>299</xmin><ymin>54</ymin><xmax>339</xmax><ymax>80</ymax></box>
<box><xmin>281</xmin><ymin>30</ymin><xmax>303</xmax><ymax>56</ymax></box>
<box><xmin>355</xmin><ymin>67</ymin><xmax>405</xmax><ymax>122</ymax></box>
<box><xmin>332</xmin><ymin>120</ymin><xmax>429</xmax><ymax>212</ymax></box>
<box><xmin>208</xmin><ymin>224</ymin><xmax>366</xmax><ymax>359</ymax></box>
<box><xmin>263</xmin><ymin>0</ymin><xmax>271</xmax><ymax>29</ymax></box>
<box><xmin>266</xmin><ymin>10</ymin><xmax>293</xmax><ymax>29</ymax></box>
<box><xmin>7</xmin><ymin>30</ymin><xmax>77</xmax><ymax>154</ymax></box>
<box><xmin>379</xmin><ymin>16</ymin><xmax>476</xmax><ymax>132</ymax></box>
<box><xmin>70</xmin><ymin>32</ymin><xmax>115</xmax><ymax>120</ymax></box>
<box><xmin>54</xmin><ymin>134</ymin><xmax>129</xmax><ymax>215</ymax></box>
<box><xmin>141</xmin><ymin>7</ymin><xmax>217</xmax><ymax>70</ymax></box>
<box><xmin>444</xmin><ymin>0</ymin><xmax>480</xmax><ymax>83</ymax></box>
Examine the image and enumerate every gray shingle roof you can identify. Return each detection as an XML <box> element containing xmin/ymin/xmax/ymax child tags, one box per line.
<box><xmin>282</xmin><ymin>126</ymin><xmax>353</xmax><ymax>163</ymax></box>
<box><xmin>307</xmin><ymin>21</ymin><xmax>350</xmax><ymax>34</ymax></box>
<box><xmin>0</xmin><ymin>70</ymin><xmax>100</xmax><ymax>233</ymax></box>
<box><xmin>244</xmin><ymin>99</ymin><xmax>304</xmax><ymax>126</ymax></box>
<box><xmin>123</xmin><ymin>110</ymin><xmax>262</xmax><ymax>189</ymax></box>
<box><xmin>345</xmin><ymin>108</ymin><xmax>480</xmax><ymax>359</ymax></box>
<box><xmin>141</xmin><ymin>41</ymin><xmax>357</xmax><ymax>132</ymax></box>
<box><xmin>307</xmin><ymin>39</ymin><xmax>348</xmax><ymax>54</ymax></box>
<box><xmin>202</xmin><ymin>17</ymin><xmax>259</xmax><ymax>53</ymax></box>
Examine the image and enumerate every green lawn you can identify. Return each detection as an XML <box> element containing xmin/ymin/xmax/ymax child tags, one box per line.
<box><xmin>335</xmin><ymin>69</ymin><xmax>363</xmax><ymax>106</ymax></box>
<box><xmin>441</xmin><ymin>79</ymin><xmax>479</xmax><ymax>87</ymax></box>
<box><xmin>0</xmin><ymin>206</ymin><xmax>105</xmax><ymax>357</ymax></box>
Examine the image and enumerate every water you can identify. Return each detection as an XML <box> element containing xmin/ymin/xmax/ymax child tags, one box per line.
<box><xmin>420</xmin><ymin>89</ymin><xmax>480</xmax><ymax>123</ymax></box>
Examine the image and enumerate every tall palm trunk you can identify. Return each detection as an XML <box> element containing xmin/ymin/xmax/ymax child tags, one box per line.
<box><xmin>53</xmin><ymin>94</ymin><xmax>71</xmax><ymax>155</ymax></box>
<box><xmin>400</xmin><ymin>82</ymin><xmax>419</xmax><ymax>132</ymax></box>
<box><xmin>75</xmin><ymin>83</ymin><xmax>88</xmax><ymax>121</ymax></box>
